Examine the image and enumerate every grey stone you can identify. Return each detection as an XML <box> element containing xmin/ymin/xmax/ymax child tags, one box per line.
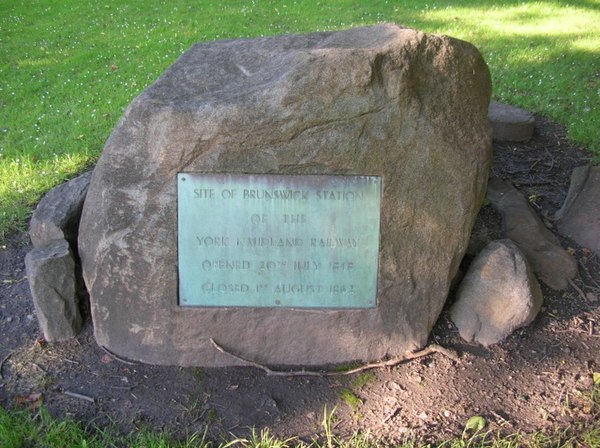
<box><xmin>450</xmin><ymin>239</ymin><xmax>543</xmax><ymax>346</ymax></box>
<box><xmin>486</xmin><ymin>177</ymin><xmax>577</xmax><ymax>290</ymax></box>
<box><xmin>29</xmin><ymin>171</ymin><xmax>92</xmax><ymax>249</ymax></box>
<box><xmin>79</xmin><ymin>24</ymin><xmax>492</xmax><ymax>367</ymax></box>
<box><xmin>25</xmin><ymin>239</ymin><xmax>82</xmax><ymax>342</ymax></box>
<box><xmin>556</xmin><ymin>164</ymin><xmax>600</xmax><ymax>255</ymax></box>
<box><xmin>488</xmin><ymin>101</ymin><xmax>535</xmax><ymax>142</ymax></box>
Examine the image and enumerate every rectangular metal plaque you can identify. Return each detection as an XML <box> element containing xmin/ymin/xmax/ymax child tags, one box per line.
<box><xmin>177</xmin><ymin>173</ymin><xmax>381</xmax><ymax>308</ymax></box>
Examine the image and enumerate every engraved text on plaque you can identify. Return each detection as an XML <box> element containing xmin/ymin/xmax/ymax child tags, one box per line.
<box><xmin>177</xmin><ymin>174</ymin><xmax>381</xmax><ymax>308</ymax></box>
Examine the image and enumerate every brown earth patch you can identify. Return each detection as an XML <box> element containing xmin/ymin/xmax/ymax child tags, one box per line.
<box><xmin>0</xmin><ymin>115</ymin><xmax>598</xmax><ymax>444</ymax></box>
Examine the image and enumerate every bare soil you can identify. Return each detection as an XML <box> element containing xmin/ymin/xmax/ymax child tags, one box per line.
<box><xmin>1</xmin><ymin>116</ymin><xmax>599</xmax><ymax>444</ymax></box>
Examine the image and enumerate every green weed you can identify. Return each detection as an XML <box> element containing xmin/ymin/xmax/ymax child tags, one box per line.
<box><xmin>338</xmin><ymin>389</ymin><xmax>363</xmax><ymax>412</ymax></box>
<box><xmin>351</xmin><ymin>372</ymin><xmax>376</xmax><ymax>390</ymax></box>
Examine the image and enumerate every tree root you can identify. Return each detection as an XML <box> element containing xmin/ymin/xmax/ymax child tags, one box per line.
<box><xmin>210</xmin><ymin>338</ymin><xmax>460</xmax><ymax>377</ymax></box>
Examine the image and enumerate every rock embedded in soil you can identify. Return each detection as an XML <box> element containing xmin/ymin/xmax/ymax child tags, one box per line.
<box><xmin>29</xmin><ymin>171</ymin><xmax>92</xmax><ymax>250</ymax></box>
<box><xmin>78</xmin><ymin>24</ymin><xmax>492</xmax><ymax>366</ymax></box>
<box><xmin>450</xmin><ymin>239</ymin><xmax>543</xmax><ymax>346</ymax></box>
<box><xmin>488</xmin><ymin>101</ymin><xmax>535</xmax><ymax>142</ymax></box>
<box><xmin>24</xmin><ymin>239</ymin><xmax>82</xmax><ymax>342</ymax></box>
<box><xmin>555</xmin><ymin>164</ymin><xmax>600</xmax><ymax>255</ymax></box>
<box><xmin>486</xmin><ymin>177</ymin><xmax>577</xmax><ymax>290</ymax></box>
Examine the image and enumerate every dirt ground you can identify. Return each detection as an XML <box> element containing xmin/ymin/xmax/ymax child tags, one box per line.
<box><xmin>0</xmin><ymin>116</ymin><xmax>599</xmax><ymax>444</ymax></box>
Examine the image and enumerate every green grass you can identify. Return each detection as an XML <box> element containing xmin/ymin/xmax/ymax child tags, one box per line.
<box><xmin>0</xmin><ymin>406</ymin><xmax>210</xmax><ymax>448</ymax></box>
<box><xmin>1</xmin><ymin>403</ymin><xmax>599</xmax><ymax>448</ymax></box>
<box><xmin>1</xmin><ymin>0</ymin><xmax>599</xmax><ymax>239</ymax></box>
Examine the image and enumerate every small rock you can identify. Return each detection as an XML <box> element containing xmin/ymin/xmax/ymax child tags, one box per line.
<box><xmin>25</xmin><ymin>239</ymin><xmax>82</xmax><ymax>342</ymax></box>
<box><xmin>555</xmin><ymin>164</ymin><xmax>600</xmax><ymax>256</ymax></box>
<box><xmin>29</xmin><ymin>171</ymin><xmax>92</xmax><ymax>250</ymax></box>
<box><xmin>488</xmin><ymin>101</ymin><xmax>535</xmax><ymax>142</ymax></box>
<box><xmin>398</xmin><ymin>427</ymin><xmax>410</xmax><ymax>436</ymax></box>
<box><xmin>387</xmin><ymin>381</ymin><xmax>403</xmax><ymax>391</ymax></box>
<box><xmin>450</xmin><ymin>239</ymin><xmax>543</xmax><ymax>346</ymax></box>
<box><xmin>487</xmin><ymin>177</ymin><xmax>577</xmax><ymax>290</ymax></box>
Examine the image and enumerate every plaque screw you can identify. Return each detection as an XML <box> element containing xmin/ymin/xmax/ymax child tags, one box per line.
<box><xmin>181</xmin><ymin>177</ymin><xmax>186</xmax><ymax>182</ymax></box>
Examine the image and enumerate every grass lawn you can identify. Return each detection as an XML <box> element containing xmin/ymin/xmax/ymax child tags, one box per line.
<box><xmin>1</xmin><ymin>0</ymin><xmax>599</xmax><ymax>239</ymax></box>
<box><xmin>2</xmin><ymin>403</ymin><xmax>600</xmax><ymax>448</ymax></box>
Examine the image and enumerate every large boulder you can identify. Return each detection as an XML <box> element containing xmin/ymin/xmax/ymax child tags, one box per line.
<box><xmin>79</xmin><ymin>25</ymin><xmax>492</xmax><ymax>366</ymax></box>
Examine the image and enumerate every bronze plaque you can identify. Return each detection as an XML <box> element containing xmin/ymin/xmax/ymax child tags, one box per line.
<box><xmin>177</xmin><ymin>173</ymin><xmax>381</xmax><ymax>308</ymax></box>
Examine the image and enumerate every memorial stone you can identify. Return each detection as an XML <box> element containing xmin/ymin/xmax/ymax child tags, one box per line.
<box><xmin>78</xmin><ymin>24</ymin><xmax>492</xmax><ymax>366</ymax></box>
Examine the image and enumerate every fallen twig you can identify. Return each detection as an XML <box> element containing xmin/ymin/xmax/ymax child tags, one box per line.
<box><xmin>569</xmin><ymin>279</ymin><xmax>591</xmax><ymax>303</ymax></box>
<box><xmin>100</xmin><ymin>346</ymin><xmax>137</xmax><ymax>365</ymax></box>
<box><xmin>64</xmin><ymin>391</ymin><xmax>94</xmax><ymax>403</ymax></box>
<box><xmin>62</xmin><ymin>358</ymin><xmax>80</xmax><ymax>365</ymax></box>
<box><xmin>578</xmin><ymin>260</ymin><xmax>600</xmax><ymax>290</ymax></box>
<box><xmin>31</xmin><ymin>362</ymin><xmax>47</xmax><ymax>374</ymax></box>
<box><xmin>109</xmin><ymin>385</ymin><xmax>136</xmax><ymax>390</ymax></box>
<box><xmin>555</xmin><ymin>328</ymin><xmax>600</xmax><ymax>338</ymax></box>
<box><xmin>514</xmin><ymin>180</ymin><xmax>557</xmax><ymax>187</ymax></box>
<box><xmin>209</xmin><ymin>338</ymin><xmax>460</xmax><ymax>377</ymax></box>
<box><xmin>490</xmin><ymin>410</ymin><xmax>513</xmax><ymax>427</ymax></box>
<box><xmin>382</xmin><ymin>407</ymin><xmax>401</xmax><ymax>424</ymax></box>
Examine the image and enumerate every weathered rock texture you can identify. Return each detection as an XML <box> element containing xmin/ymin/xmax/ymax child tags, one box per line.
<box><xmin>486</xmin><ymin>177</ymin><xmax>577</xmax><ymax>290</ymax></box>
<box><xmin>450</xmin><ymin>239</ymin><xmax>543</xmax><ymax>346</ymax></box>
<box><xmin>29</xmin><ymin>171</ymin><xmax>92</xmax><ymax>250</ymax></box>
<box><xmin>488</xmin><ymin>101</ymin><xmax>535</xmax><ymax>142</ymax></box>
<box><xmin>25</xmin><ymin>239</ymin><xmax>82</xmax><ymax>342</ymax></box>
<box><xmin>556</xmin><ymin>164</ymin><xmax>600</xmax><ymax>255</ymax></box>
<box><xmin>79</xmin><ymin>25</ymin><xmax>492</xmax><ymax>366</ymax></box>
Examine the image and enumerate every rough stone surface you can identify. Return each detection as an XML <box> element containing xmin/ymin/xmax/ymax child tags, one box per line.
<box><xmin>79</xmin><ymin>25</ymin><xmax>492</xmax><ymax>367</ymax></box>
<box><xmin>488</xmin><ymin>101</ymin><xmax>535</xmax><ymax>142</ymax></box>
<box><xmin>450</xmin><ymin>239</ymin><xmax>543</xmax><ymax>346</ymax></box>
<box><xmin>556</xmin><ymin>164</ymin><xmax>600</xmax><ymax>255</ymax></box>
<box><xmin>29</xmin><ymin>171</ymin><xmax>92</xmax><ymax>250</ymax></box>
<box><xmin>25</xmin><ymin>239</ymin><xmax>82</xmax><ymax>342</ymax></box>
<box><xmin>487</xmin><ymin>177</ymin><xmax>577</xmax><ymax>290</ymax></box>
